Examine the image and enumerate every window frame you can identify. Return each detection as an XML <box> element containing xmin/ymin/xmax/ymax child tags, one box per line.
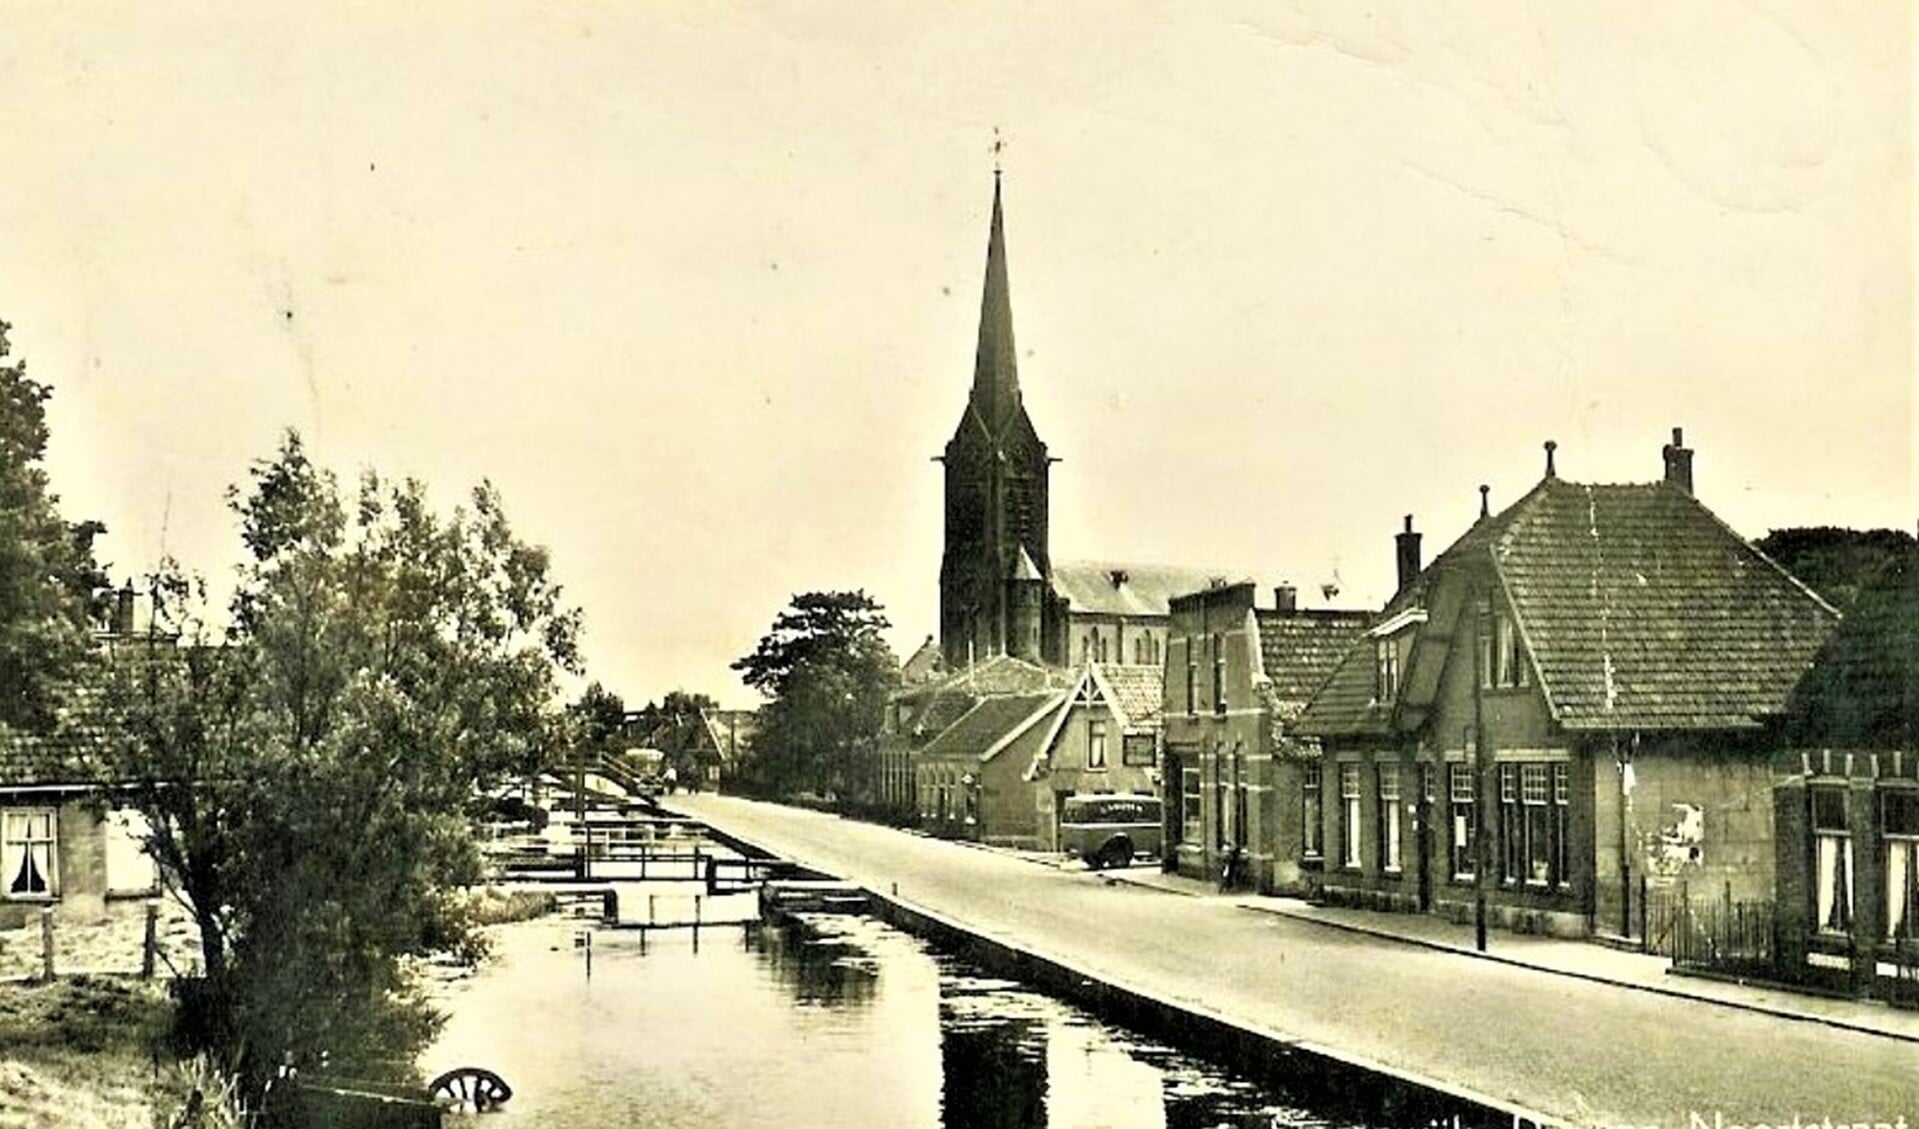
<box><xmin>1180</xmin><ymin>767</ymin><xmax>1203</xmax><ymax>845</ymax></box>
<box><xmin>1810</xmin><ymin>785</ymin><xmax>1852</xmax><ymax>936</ymax></box>
<box><xmin>1301</xmin><ymin>762</ymin><xmax>1324</xmax><ymax>860</ymax></box>
<box><xmin>1087</xmin><ymin>717</ymin><xmax>1108</xmax><ymax>770</ymax></box>
<box><xmin>1449</xmin><ymin>764</ymin><xmax>1476</xmax><ymax>881</ymax></box>
<box><xmin>1377</xmin><ymin>762</ymin><xmax>1402</xmax><ymax>873</ymax></box>
<box><xmin>2</xmin><ymin>809</ymin><xmax>58</xmax><ymax>900</ymax></box>
<box><xmin>1339</xmin><ymin>762</ymin><xmax>1363</xmax><ymax>869</ymax></box>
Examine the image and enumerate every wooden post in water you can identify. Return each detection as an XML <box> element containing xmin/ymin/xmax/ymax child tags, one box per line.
<box><xmin>142</xmin><ymin>899</ymin><xmax>160</xmax><ymax>979</ymax></box>
<box><xmin>40</xmin><ymin>907</ymin><xmax>54</xmax><ymax>981</ymax></box>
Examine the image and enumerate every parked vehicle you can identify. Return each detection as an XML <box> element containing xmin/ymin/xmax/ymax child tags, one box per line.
<box><xmin>1059</xmin><ymin>794</ymin><xmax>1163</xmax><ymax>870</ymax></box>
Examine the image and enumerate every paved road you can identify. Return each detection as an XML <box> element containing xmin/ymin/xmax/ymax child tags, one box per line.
<box><xmin>675</xmin><ymin>794</ymin><xmax>1919</xmax><ymax>1128</ymax></box>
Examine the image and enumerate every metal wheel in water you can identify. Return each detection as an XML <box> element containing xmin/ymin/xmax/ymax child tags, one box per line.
<box><xmin>428</xmin><ymin>1066</ymin><xmax>514</xmax><ymax>1112</ymax></box>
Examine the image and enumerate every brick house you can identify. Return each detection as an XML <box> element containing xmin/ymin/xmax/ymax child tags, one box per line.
<box><xmin>1024</xmin><ymin>663</ymin><xmax>1163</xmax><ymax>851</ymax></box>
<box><xmin>1161</xmin><ymin>581</ymin><xmax>1368</xmax><ymax>893</ymax></box>
<box><xmin>1295</xmin><ymin>432</ymin><xmax>1838</xmax><ymax>938</ymax></box>
<box><xmin>1769</xmin><ymin>536</ymin><xmax>1918</xmax><ymax>995</ymax></box>
<box><xmin>897</xmin><ymin>656</ymin><xmax>1162</xmax><ymax>848</ymax></box>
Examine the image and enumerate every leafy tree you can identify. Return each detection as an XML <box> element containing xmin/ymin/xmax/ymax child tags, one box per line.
<box><xmin>0</xmin><ymin>321</ymin><xmax>108</xmax><ymax>732</ymax></box>
<box><xmin>1782</xmin><ymin>533</ymin><xmax>1919</xmax><ymax>750</ymax></box>
<box><xmin>102</xmin><ymin>432</ymin><xmax>581</xmax><ymax>1090</ymax></box>
<box><xmin>731</xmin><ymin>591</ymin><xmax>898</xmax><ymax>799</ymax></box>
<box><xmin>568</xmin><ymin>680</ymin><xmax>627</xmax><ymax>757</ymax></box>
<box><xmin>1757</xmin><ymin>526</ymin><xmax>1915</xmax><ymax>611</ymax></box>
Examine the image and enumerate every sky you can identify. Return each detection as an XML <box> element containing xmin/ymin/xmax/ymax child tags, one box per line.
<box><xmin>3</xmin><ymin>3</ymin><xmax>1912</xmax><ymax>709</ymax></box>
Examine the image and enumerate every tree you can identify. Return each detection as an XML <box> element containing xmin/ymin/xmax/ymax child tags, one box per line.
<box><xmin>0</xmin><ymin>320</ymin><xmax>108</xmax><ymax>733</ymax></box>
<box><xmin>1781</xmin><ymin>532</ymin><xmax>1919</xmax><ymax>750</ymax></box>
<box><xmin>101</xmin><ymin>431</ymin><xmax>581</xmax><ymax>1090</ymax></box>
<box><xmin>731</xmin><ymin>591</ymin><xmax>898</xmax><ymax>800</ymax></box>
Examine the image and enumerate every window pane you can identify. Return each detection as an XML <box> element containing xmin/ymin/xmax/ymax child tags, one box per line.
<box><xmin>1811</xmin><ymin>788</ymin><xmax>1848</xmax><ymax>831</ymax></box>
<box><xmin>1885</xmin><ymin>790</ymin><xmax>1919</xmax><ymax>837</ymax></box>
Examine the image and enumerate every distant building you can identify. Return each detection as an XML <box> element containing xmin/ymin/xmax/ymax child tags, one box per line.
<box><xmin>1161</xmin><ymin>581</ymin><xmax>1368</xmax><ymax>893</ymax></box>
<box><xmin>935</xmin><ymin>174</ymin><xmax>1224</xmax><ymax>672</ymax></box>
<box><xmin>1296</xmin><ymin>431</ymin><xmax>1839</xmax><ymax>938</ymax></box>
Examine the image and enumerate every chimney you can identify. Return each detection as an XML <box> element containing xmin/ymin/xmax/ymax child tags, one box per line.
<box><xmin>1273</xmin><ymin>584</ymin><xmax>1298</xmax><ymax>612</ymax></box>
<box><xmin>112</xmin><ymin>581</ymin><xmax>135</xmax><ymax>636</ymax></box>
<box><xmin>1543</xmin><ymin>440</ymin><xmax>1558</xmax><ymax>479</ymax></box>
<box><xmin>1395</xmin><ymin>515</ymin><xmax>1423</xmax><ymax>592</ymax></box>
<box><xmin>1662</xmin><ymin>426</ymin><xmax>1694</xmax><ymax>494</ymax></box>
<box><xmin>1478</xmin><ymin>485</ymin><xmax>1491</xmax><ymax>520</ymax></box>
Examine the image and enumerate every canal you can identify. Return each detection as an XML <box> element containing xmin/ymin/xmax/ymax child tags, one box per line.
<box><xmin>423</xmin><ymin>893</ymin><xmax>1364</xmax><ymax>1129</ymax></box>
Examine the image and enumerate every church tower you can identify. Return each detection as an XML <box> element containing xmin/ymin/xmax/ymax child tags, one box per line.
<box><xmin>939</xmin><ymin>174</ymin><xmax>1053</xmax><ymax>668</ymax></box>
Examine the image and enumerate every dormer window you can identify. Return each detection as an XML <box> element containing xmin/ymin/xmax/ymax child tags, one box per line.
<box><xmin>1375</xmin><ymin>638</ymin><xmax>1400</xmax><ymax>702</ymax></box>
<box><xmin>1479</xmin><ymin>607</ymin><xmax>1529</xmax><ymax>689</ymax></box>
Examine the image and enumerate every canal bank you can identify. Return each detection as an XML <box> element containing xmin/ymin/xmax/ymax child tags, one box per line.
<box><xmin>670</xmin><ymin>794</ymin><xmax>1919</xmax><ymax>1129</ymax></box>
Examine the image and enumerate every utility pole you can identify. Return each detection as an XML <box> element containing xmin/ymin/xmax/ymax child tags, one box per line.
<box><xmin>1472</xmin><ymin>580</ymin><xmax>1492</xmax><ymax>953</ymax></box>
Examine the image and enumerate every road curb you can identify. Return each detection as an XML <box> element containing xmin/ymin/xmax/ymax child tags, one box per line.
<box><xmin>1234</xmin><ymin>900</ymin><xmax>1919</xmax><ymax>1047</ymax></box>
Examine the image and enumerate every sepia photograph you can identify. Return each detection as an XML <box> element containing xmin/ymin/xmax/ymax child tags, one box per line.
<box><xmin>0</xmin><ymin>4</ymin><xmax>1912</xmax><ymax>1126</ymax></box>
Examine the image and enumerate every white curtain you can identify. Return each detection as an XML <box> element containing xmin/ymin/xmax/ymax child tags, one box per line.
<box><xmin>1889</xmin><ymin>840</ymin><xmax>1913</xmax><ymax>940</ymax></box>
<box><xmin>1816</xmin><ymin>834</ymin><xmax>1853</xmax><ymax>932</ymax></box>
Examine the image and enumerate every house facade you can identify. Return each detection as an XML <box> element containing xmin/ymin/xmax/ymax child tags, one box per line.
<box><xmin>898</xmin><ymin>657</ymin><xmax>1164</xmax><ymax>849</ymax></box>
<box><xmin>1296</xmin><ymin>433</ymin><xmax>1839</xmax><ymax>938</ymax></box>
<box><xmin>1162</xmin><ymin>582</ymin><xmax>1368</xmax><ymax>893</ymax></box>
<box><xmin>1767</xmin><ymin>537</ymin><xmax>1919</xmax><ymax>997</ymax></box>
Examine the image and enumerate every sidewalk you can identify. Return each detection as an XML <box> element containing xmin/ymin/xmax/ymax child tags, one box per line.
<box><xmin>1076</xmin><ymin>860</ymin><xmax>1919</xmax><ymax>1044</ymax></box>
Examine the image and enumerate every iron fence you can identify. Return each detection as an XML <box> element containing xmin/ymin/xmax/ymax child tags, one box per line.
<box><xmin>1646</xmin><ymin>883</ymin><xmax>1778</xmax><ymax>977</ymax></box>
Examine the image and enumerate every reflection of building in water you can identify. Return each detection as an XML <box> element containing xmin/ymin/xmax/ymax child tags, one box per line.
<box><xmin>751</xmin><ymin>921</ymin><xmax>879</xmax><ymax>1008</ymax></box>
<box><xmin>940</xmin><ymin>1008</ymin><xmax>1046</xmax><ymax>1129</ymax></box>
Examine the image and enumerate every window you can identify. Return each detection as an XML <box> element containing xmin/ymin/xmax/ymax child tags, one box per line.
<box><xmin>1339</xmin><ymin>763</ymin><xmax>1362</xmax><ymax>868</ymax></box>
<box><xmin>1377</xmin><ymin>763</ymin><xmax>1402</xmax><ymax>872</ymax></box>
<box><xmin>1496</xmin><ymin>763</ymin><xmax>1566</xmax><ymax>886</ymax></box>
<box><xmin>1121</xmin><ymin>733</ymin><xmax>1156</xmax><ymax>767</ymax></box>
<box><xmin>1886</xmin><ymin>790</ymin><xmax>1919</xmax><ymax>942</ymax></box>
<box><xmin>1185</xmin><ymin>644</ymin><xmax>1197</xmax><ymax>716</ymax></box>
<box><xmin>1212</xmin><ymin>634</ymin><xmax>1226</xmax><ymax>714</ymax></box>
<box><xmin>1375</xmin><ymin>638</ymin><xmax>1400</xmax><ymax>702</ymax></box>
<box><xmin>1088</xmin><ymin>718</ymin><xmax>1108</xmax><ymax>770</ymax></box>
<box><xmin>2</xmin><ymin>810</ymin><xmax>55</xmax><ymax>898</ymax></box>
<box><xmin>1181</xmin><ymin>768</ymin><xmax>1202</xmax><ymax>845</ymax></box>
<box><xmin>1811</xmin><ymin>786</ymin><xmax>1852</xmax><ymax>935</ymax></box>
<box><xmin>1302</xmin><ymin>763</ymin><xmax>1324</xmax><ymax>859</ymax></box>
<box><xmin>1450</xmin><ymin>764</ymin><xmax>1476</xmax><ymax>880</ymax></box>
<box><xmin>1479</xmin><ymin>608</ymin><xmax>1528</xmax><ymax>689</ymax></box>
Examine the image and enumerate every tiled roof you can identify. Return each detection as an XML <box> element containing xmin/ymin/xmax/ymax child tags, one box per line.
<box><xmin>890</xmin><ymin>655</ymin><xmax>1071</xmax><ymax>742</ymax></box>
<box><xmin>917</xmin><ymin>692</ymin><xmax>1061</xmax><ymax>763</ymax></box>
<box><xmin>1497</xmin><ymin>480</ymin><xmax>1837</xmax><ymax>730</ymax></box>
<box><xmin>899</xmin><ymin>636</ymin><xmax>945</xmax><ymax>685</ymax></box>
<box><xmin>1782</xmin><ymin>545</ymin><xmax>1918</xmax><ymax>749</ymax></box>
<box><xmin>0</xmin><ymin>672</ymin><xmax>115</xmax><ymax>789</ymax></box>
<box><xmin>1255</xmin><ymin>610</ymin><xmax>1373</xmax><ymax>719</ymax></box>
<box><xmin>1050</xmin><ymin>562</ymin><xmax>1244</xmax><ymax>618</ymax></box>
<box><xmin>1299</xmin><ymin>477</ymin><xmax>1840</xmax><ymax>737</ymax></box>
<box><xmin>1091</xmin><ymin>663</ymin><xmax>1164</xmax><ymax>726</ymax></box>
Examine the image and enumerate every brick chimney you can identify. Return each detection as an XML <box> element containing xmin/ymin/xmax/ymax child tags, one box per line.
<box><xmin>1662</xmin><ymin>426</ymin><xmax>1694</xmax><ymax>494</ymax></box>
<box><xmin>1395</xmin><ymin>515</ymin><xmax>1422</xmax><ymax>593</ymax></box>
<box><xmin>111</xmin><ymin>581</ymin><xmax>135</xmax><ymax>635</ymax></box>
<box><xmin>1273</xmin><ymin>584</ymin><xmax>1297</xmax><ymax>612</ymax></box>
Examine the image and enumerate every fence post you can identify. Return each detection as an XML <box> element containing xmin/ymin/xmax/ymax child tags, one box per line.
<box><xmin>40</xmin><ymin>907</ymin><xmax>54</xmax><ymax>981</ymax></box>
<box><xmin>1638</xmin><ymin>874</ymin><xmax>1649</xmax><ymax>951</ymax></box>
<box><xmin>142</xmin><ymin>899</ymin><xmax>160</xmax><ymax>979</ymax></box>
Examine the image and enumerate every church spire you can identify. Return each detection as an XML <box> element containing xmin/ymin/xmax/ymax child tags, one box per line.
<box><xmin>970</xmin><ymin>173</ymin><xmax>1020</xmax><ymax>429</ymax></box>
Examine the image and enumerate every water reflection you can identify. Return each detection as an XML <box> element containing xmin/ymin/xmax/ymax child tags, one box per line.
<box><xmin>425</xmin><ymin>901</ymin><xmax>1359</xmax><ymax>1129</ymax></box>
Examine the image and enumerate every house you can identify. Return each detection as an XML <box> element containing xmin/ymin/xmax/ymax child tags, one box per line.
<box><xmin>1023</xmin><ymin>663</ymin><xmax>1164</xmax><ymax>850</ymax></box>
<box><xmin>2</xmin><ymin>593</ymin><xmax>164</xmax><ymax>928</ymax></box>
<box><xmin>890</xmin><ymin>653</ymin><xmax>1167</xmax><ymax>847</ymax></box>
<box><xmin>1161</xmin><ymin>581</ymin><xmax>1369</xmax><ymax>893</ymax></box>
<box><xmin>702</xmin><ymin>708</ymin><xmax>756</xmax><ymax>791</ymax></box>
<box><xmin>1768</xmin><ymin>533</ymin><xmax>1918</xmax><ymax>995</ymax></box>
<box><xmin>1295</xmin><ymin>431</ymin><xmax>1839</xmax><ymax>939</ymax></box>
